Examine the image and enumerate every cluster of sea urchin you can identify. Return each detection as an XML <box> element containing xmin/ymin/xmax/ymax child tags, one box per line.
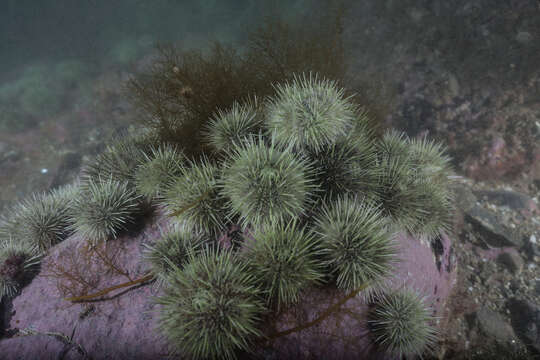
<box><xmin>148</xmin><ymin>72</ymin><xmax>451</xmax><ymax>359</ymax></box>
<box><xmin>0</xmin><ymin>130</ymin><xmax>161</xmax><ymax>254</ymax></box>
<box><xmin>0</xmin><ymin>130</ymin><xmax>168</xmax><ymax>304</ymax></box>
<box><xmin>0</xmin><ymin>71</ymin><xmax>451</xmax><ymax>359</ymax></box>
<box><xmin>142</xmin><ymin>71</ymin><xmax>450</xmax><ymax>358</ymax></box>
<box><xmin>83</xmin><ymin>131</ymin><xmax>159</xmax><ymax>186</ymax></box>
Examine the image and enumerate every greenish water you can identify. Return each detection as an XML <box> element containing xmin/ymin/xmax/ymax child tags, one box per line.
<box><xmin>0</xmin><ymin>0</ymin><xmax>315</xmax><ymax>208</ymax></box>
<box><xmin>0</xmin><ymin>0</ymin><xmax>311</xmax><ymax>117</ymax></box>
<box><xmin>1</xmin><ymin>0</ymin><xmax>308</xmax><ymax>76</ymax></box>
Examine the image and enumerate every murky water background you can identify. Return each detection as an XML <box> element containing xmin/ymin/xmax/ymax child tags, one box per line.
<box><xmin>0</xmin><ymin>0</ymin><xmax>312</xmax><ymax>209</ymax></box>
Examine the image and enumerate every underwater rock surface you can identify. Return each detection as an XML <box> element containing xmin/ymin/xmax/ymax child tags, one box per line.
<box><xmin>0</xmin><ymin>214</ymin><xmax>170</xmax><ymax>360</ymax></box>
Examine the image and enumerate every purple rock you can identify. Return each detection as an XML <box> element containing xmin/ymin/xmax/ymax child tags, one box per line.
<box><xmin>0</xmin><ymin>214</ymin><xmax>171</xmax><ymax>360</ymax></box>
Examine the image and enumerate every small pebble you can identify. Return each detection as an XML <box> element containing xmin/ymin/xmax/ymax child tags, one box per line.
<box><xmin>516</xmin><ymin>31</ymin><xmax>533</xmax><ymax>44</ymax></box>
<box><xmin>40</xmin><ymin>168</ymin><xmax>48</xmax><ymax>174</ymax></box>
<box><xmin>531</xmin><ymin>234</ymin><xmax>537</xmax><ymax>244</ymax></box>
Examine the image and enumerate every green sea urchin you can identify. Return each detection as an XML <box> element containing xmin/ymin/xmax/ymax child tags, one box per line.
<box><xmin>377</xmin><ymin>151</ymin><xmax>426</xmax><ymax>235</ymax></box>
<box><xmin>202</xmin><ymin>98</ymin><xmax>264</xmax><ymax>155</ymax></box>
<box><xmin>220</xmin><ymin>135</ymin><xmax>318</xmax><ymax>228</ymax></box>
<box><xmin>0</xmin><ymin>237</ymin><xmax>41</xmax><ymax>299</ymax></box>
<box><xmin>406</xmin><ymin>136</ymin><xmax>455</xmax><ymax>236</ymax></box>
<box><xmin>134</xmin><ymin>144</ymin><xmax>186</xmax><ymax>199</ymax></box>
<box><xmin>142</xmin><ymin>224</ymin><xmax>208</xmax><ymax>287</ymax></box>
<box><xmin>313</xmin><ymin>196</ymin><xmax>395</xmax><ymax>291</ymax></box>
<box><xmin>265</xmin><ymin>73</ymin><xmax>356</xmax><ymax>152</ymax></box>
<box><xmin>244</xmin><ymin>219</ymin><xmax>325</xmax><ymax>310</ymax></box>
<box><xmin>407</xmin><ymin>135</ymin><xmax>453</xmax><ymax>180</ymax></box>
<box><xmin>162</xmin><ymin>156</ymin><xmax>227</xmax><ymax>239</ymax></box>
<box><xmin>70</xmin><ymin>178</ymin><xmax>141</xmax><ymax>243</ymax></box>
<box><xmin>368</xmin><ymin>288</ymin><xmax>437</xmax><ymax>358</ymax></box>
<box><xmin>15</xmin><ymin>185</ymin><xmax>77</xmax><ymax>252</ymax></box>
<box><xmin>157</xmin><ymin>247</ymin><xmax>265</xmax><ymax>360</ymax></box>
<box><xmin>305</xmin><ymin>133</ymin><xmax>379</xmax><ymax>204</ymax></box>
<box><xmin>376</xmin><ymin>130</ymin><xmax>454</xmax><ymax>239</ymax></box>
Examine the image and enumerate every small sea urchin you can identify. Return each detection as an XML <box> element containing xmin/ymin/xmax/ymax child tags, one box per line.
<box><xmin>162</xmin><ymin>156</ymin><xmax>227</xmax><ymax>239</ymax></box>
<box><xmin>142</xmin><ymin>224</ymin><xmax>208</xmax><ymax>287</ymax></box>
<box><xmin>157</xmin><ymin>247</ymin><xmax>265</xmax><ymax>360</ymax></box>
<box><xmin>15</xmin><ymin>184</ymin><xmax>77</xmax><ymax>252</ymax></box>
<box><xmin>376</xmin><ymin>130</ymin><xmax>455</xmax><ymax>239</ymax></box>
<box><xmin>245</xmin><ymin>219</ymin><xmax>325</xmax><ymax>310</ymax></box>
<box><xmin>265</xmin><ymin>72</ymin><xmax>356</xmax><ymax>152</ymax></box>
<box><xmin>313</xmin><ymin>196</ymin><xmax>395</xmax><ymax>291</ymax></box>
<box><xmin>305</xmin><ymin>133</ymin><xmax>379</xmax><ymax>204</ymax></box>
<box><xmin>202</xmin><ymin>98</ymin><xmax>263</xmax><ymax>155</ymax></box>
<box><xmin>220</xmin><ymin>135</ymin><xmax>318</xmax><ymax>228</ymax></box>
<box><xmin>368</xmin><ymin>288</ymin><xmax>437</xmax><ymax>358</ymax></box>
<box><xmin>70</xmin><ymin>178</ymin><xmax>141</xmax><ymax>243</ymax></box>
<box><xmin>134</xmin><ymin>144</ymin><xmax>186</xmax><ymax>200</ymax></box>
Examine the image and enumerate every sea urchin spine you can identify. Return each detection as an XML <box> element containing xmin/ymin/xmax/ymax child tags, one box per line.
<box><xmin>368</xmin><ymin>288</ymin><xmax>437</xmax><ymax>358</ymax></box>
<box><xmin>157</xmin><ymin>247</ymin><xmax>265</xmax><ymax>360</ymax></box>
